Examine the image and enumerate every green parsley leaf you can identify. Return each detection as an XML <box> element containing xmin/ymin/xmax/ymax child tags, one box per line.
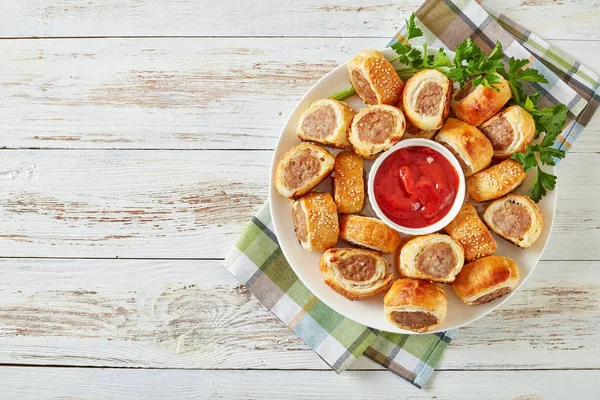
<box><xmin>528</xmin><ymin>167</ymin><xmax>557</xmax><ymax>203</ymax></box>
<box><xmin>538</xmin><ymin>146</ymin><xmax>566</xmax><ymax>166</ymax></box>
<box><xmin>512</xmin><ymin>146</ymin><xmax>538</xmax><ymax>172</ymax></box>
<box><xmin>405</xmin><ymin>13</ymin><xmax>424</xmax><ymax>41</ymax></box>
<box><xmin>536</xmin><ymin>104</ymin><xmax>569</xmax><ymax>143</ymax></box>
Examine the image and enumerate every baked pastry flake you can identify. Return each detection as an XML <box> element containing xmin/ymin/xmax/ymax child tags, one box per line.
<box><xmin>434</xmin><ymin>117</ymin><xmax>494</xmax><ymax>177</ymax></box>
<box><xmin>452</xmin><ymin>255</ymin><xmax>520</xmax><ymax>305</ymax></box>
<box><xmin>479</xmin><ymin>105</ymin><xmax>535</xmax><ymax>159</ymax></box>
<box><xmin>292</xmin><ymin>192</ymin><xmax>339</xmax><ymax>252</ymax></box>
<box><xmin>339</xmin><ymin>214</ymin><xmax>401</xmax><ymax>254</ymax></box>
<box><xmin>384</xmin><ymin>278</ymin><xmax>448</xmax><ymax>332</ymax></box>
<box><xmin>443</xmin><ymin>202</ymin><xmax>497</xmax><ymax>262</ymax></box>
<box><xmin>332</xmin><ymin>151</ymin><xmax>364</xmax><ymax>214</ymax></box>
<box><xmin>451</xmin><ymin>73</ymin><xmax>512</xmax><ymax>126</ymax></box>
<box><xmin>398</xmin><ymin>234</ymin><xmax>465</xmax><ymax>283</ymax></box>
<box><xmin>483</xmin><ymin>194</ymin><xmax>543</xmax><ymax>248</ymax></box>
<box><xmin>402</xmin><ymin>69</ymin><xmax>452</xmax><ymax>131</ymax></box>
<box><xmin>297</xmin><ymin>98</ymin><xmax>354</xmax><ymax>149</ymax></box>
<box><xmin>466</xmin><ymin>159</ymin><xmax>527</xmax><ymax>203</ymax></box>
<box><xmin>319</xmin><ymin>248</ymin><xmax>394</xmax><ymax>300</ymax></box>
<box><xmin>349</xmin><ymin>104</ymin><xmax>405</xmax><ymax>158</ymax></box>
<box><xmin>347</xmin><ymin>49</ymin><xmax>404</xmax><ymax>105</ymax></box>
<box><xmin>275</xmin><ymin>143</ymin><xmax>334</xmax><ymax>198</ymax></box>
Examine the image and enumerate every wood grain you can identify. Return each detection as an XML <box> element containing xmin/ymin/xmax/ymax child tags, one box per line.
<box><xmin>0</xmin><ymin>150</ymin><xmax>597</xmax><ymax>259</ymax></box>
<box><xmin>0</xmin><ymin>38</ymin><xmax>597</xmax><ymax>150</ymax></box>
<box><xmin>0</xmin><ymin>258</ymin><xmax>597</xmax><ymax>370</ymax></box>
<box><xmin>0</xmin><ymin>367</ymin><xmax>598</xmax><ymax>398</ymax></box>
<box><xmin>0</xmin><ymin>0</ymin><xmax>597</xmax><ymax>40</ymax></box>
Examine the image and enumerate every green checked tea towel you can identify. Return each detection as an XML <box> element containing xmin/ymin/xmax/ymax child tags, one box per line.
<box><xmin>224</xmin><ymin>0</ymin><xmax>600</xmax><ymax>389</ymax></box>
<box><xmin>224</xmin><ymin>203</ymin><xmax>457</xmax><ymax>388</ymax></box>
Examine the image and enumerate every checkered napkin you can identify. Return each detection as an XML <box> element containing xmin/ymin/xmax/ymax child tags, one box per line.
<box><xmin>224</xmin><ymin>0</ymin><xmax>600</xmax><ymax>389</ymax></box>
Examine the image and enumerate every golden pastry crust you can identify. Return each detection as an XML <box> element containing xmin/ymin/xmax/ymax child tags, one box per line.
<box><xmin>292</xmin><ymin>192</ymin><xmax>339</xmax><ymax>252</ymax></box>
<box><xmin>483</xmin><ymin>194</ymin><xmax>544</xmax><ymax>248</ymax></box>
<box><xmin>398</xmin><ymin>234</ymin><xmax>465</xmax><ymax>283</ymax></box>
<box><xmin>275</xmin><ymin>143</ymin><xmax>334</xmax><ymax>198</ymax></box>
<box><xmin>332</xmin><ymin>151</ymin><xmax>364</xmax><ymax>214</ymax></box>
<box><xmin>349</xmin><ymin>105</ymin><xmax>405</xmax><ymax>158</ymax></box>
<box><xmin>383</xmin><ymin>279</ymin><xmax>448</xmax><ymax>332</ymax></box>
<box><xmin>443</xmin><ymin>202</ymin><xmax>497</xmax><ymax>262</ymax></box>
<box><xmin>395</xmin><ymin>99</ymin><xmax>437</xmax><ymax>139</ymax></box>
<box><xmin>479</xmin><ymin>105</ymin><xmax>535</xmax><ymax>159</ymax></box>
<box><xmin>339</xmin><ymin>214</ymin><xmax>401</xmax><ymax>254</ymax></box>
<box><xmin>347</xmin><ymin>49</ymin><xmax>404</xmax><ymax>105</ymax></box>
<box><xmin>451</xmin><ymin>73</ymin><xmax>512</xmax><ymax>126</ymax></box>
<box><xmin>319</xmin><ymin>248</ymin><xmax>394</xmax><ymax>300</ymax></box>
<box><xmin>435</xmin><ymin>118</ymin><xmax>494</xmax><ymax>176</ymax></box>
<box><xmin>297</xmin><ymin>99</ymin><xmax>354</xmax><ymax>149</ymax></box>
<box><xmin>452</xmin><ymin>255</ymin><xmax>520</xmax><ymax>305</ymax></box>
<box><xmin>402</xmin><ymin>69</ymin><xmax>452</xmax><ymax>131</ymax></box>
<box><xmin>466</xmin><ymin>159</ymin><xmax>527</xmax><ymax>203</ymax></box>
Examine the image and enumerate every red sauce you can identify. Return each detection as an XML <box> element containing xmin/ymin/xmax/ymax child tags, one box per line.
<box><xmin>374</xmin><ymin>146</ymin><xmax>459</xmax><ymax>228</ymax></box>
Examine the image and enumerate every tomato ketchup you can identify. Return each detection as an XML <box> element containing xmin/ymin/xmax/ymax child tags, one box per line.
<box><xmin>373</xmin><ymin>146</ymin><xmax>459</xmax><ymax>228</ymax></box>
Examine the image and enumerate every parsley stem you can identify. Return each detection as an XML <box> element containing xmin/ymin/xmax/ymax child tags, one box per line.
<box><xmin>329</xmin><ymin>86</ymin><xmax>356</xmax><ymax>101</ymax></box>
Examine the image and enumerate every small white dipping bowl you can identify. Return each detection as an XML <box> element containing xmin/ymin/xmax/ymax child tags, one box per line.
<box><xmin>367</xmin><ymin>138</ymin><xmax>466</xmax><ymax>235</ymax></box>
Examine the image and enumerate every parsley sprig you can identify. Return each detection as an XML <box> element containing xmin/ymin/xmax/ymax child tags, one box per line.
<box><xmin>446</xmin><ymin>39</ymin><xmax>504</xmax><ymax>90</ymax></box>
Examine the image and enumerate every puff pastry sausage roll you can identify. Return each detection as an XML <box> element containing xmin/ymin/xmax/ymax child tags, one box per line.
<box><xmin>339</xmin><ymin>214</ymin><xmax>401</xmax><ymax>254</ymax></box>
<box><xmin>332</xmin><ymin>151</ymin><xmax>364</xmax><ymax>214</ymax></box>
<box><xmin>297</xmin><ymin>99</ymin><xmax>354</xmax><ymax>149</ymax></box>
<box><xmin>466</xmin><ymin>159</ymin><xmax>527</xmax><ymax>203</ymax></box>
<box><xmin>398</xmin><ymin>234</ymin><xmax>465</xmax><ymax>283</ymax></box>
<box><xmin>347</xmin><ymin>49</ymin><xmax>404</xmax><ymax>105</ymax></box>
<box><xmin>483</xmin><ymin>194</ymin><xmax>543</xmax><ymax>248</ymax></box>
<box><xmin>451</xmin><ymin>73</ymin><xmax>512</xmax><ymax>126</ymax></box>
<box><xmin>349</xmin><ymin>105</ymin><xmax>405</xmax><ymax>158</ymax></box>
<box><xmin>319</xmin><ymin>248</ymin><xmax>394</xmax><ymax>300</ymax></box>
<box><xmin>275</xmin><ymin>143</ymin><xmax>334</xmax><ymax>198</ymax></box>
<box><xmin>452</xmin><ymin>255</ymin><xmax>520</xmax><ymax>305</ymax></box>
<box><xmin>292</xmin><ymin>192</ymin><xmax>339</xmax><ymax>252</ymax></box>
<box><xmin>394</xmin><ymin>99</ymin><xmax>437</xmax><ymax>139</ymax></box>
<box><xmin>444</xmin><ymin>202</ymin><xmax>497</xmax><ymax>262</ymax></box>
<box><xmin>384</xmin><ymin>279</ymin><xmax>448</xmax><ymax>332</ymax></box>
<box><xmin>435</xmin><ymin>118</ymin><xmax>494</xmax><ymax>176</ymax></box>
<box><xmin>402</xmin><ymin>69</ymin><xmax>452</xmax><ymax>131</ymax></box>
<box><xmin>479</xmin><ymin>105</ymin><xmax>535</xmax><ymax>159</ymax></box>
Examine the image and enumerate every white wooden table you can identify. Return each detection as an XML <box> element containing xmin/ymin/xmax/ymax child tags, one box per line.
<box><xmin>0</xmin><ymin>1</ymin><xmax>599</xmax><ymax>398</ymax></box>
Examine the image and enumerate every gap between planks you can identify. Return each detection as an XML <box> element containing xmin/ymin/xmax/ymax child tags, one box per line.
<box><xmin>0</xmin><ymin>36</ymin><xmax>598</xmax><ymax>41</ymax></box>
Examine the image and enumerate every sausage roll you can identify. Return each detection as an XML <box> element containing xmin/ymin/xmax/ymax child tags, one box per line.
<box><xmin>395</xmin><ymin>99</ymin><xmax>437</xmax><ymax>139</ymax></box>
<box><xmin>347</xmin><ymin>49</ymin><xmax>404</xmax><ymax>105</ymax></box>
<box><xmin>384</xmin><ymin>279</ymin><xmax>448</xmax><ymax>332</ymax></box>
<box><xmin>483</xmin><ymin>194</ymin><xmax>543</xmax><ymax>248</ymax></box>
<box><xmin>451</xmin><ymin>73</ymin><xmax>512</xmax><ymax>126</ymax></box>
<box><xmin>349</xmin><ymin>105</ymin><xmax>405</xmax><ymax>158</ymax></box>
<box><xmin>479</xmin><ymin>105</ymin><xmax>535</xmax><ymax>159</ymax></box>
<box><xmin>452</xmin><ymin>255</ymin><xmax>520</xmax><ymax>305</ymax></box>
<box><xmin>319</xmin><ymin>248</ymin><xmax>394</xmax><ymax>300</ymax></box>
<box><xmin>292</xmin><ymin>192</ymin><xmax>339</xmax><ymax>252</ymax></box>
<box><xmin>332</xmin><ymin>151</ymin><xmax>364</xmax><ymax>214</ymax></box>
<box><xmin>297</xmin><ymin>99</ymin><xmax>354</xmax><ymax>149</ymax></box>
<box><xmin>402</xmin><ymin>69</ymin><xmax>452</xmax><ymax>131</ymax></box>
<box><xmin>444</xmin><ymin>202</ymin><xmax>497</xmax><ymax>262</ymax></box>
<box><xmin>398</xmin><ymin>234</ymin><xmax>465</xmax><ymax>283</ymax></box>
<box><xmin>435</xmin><ymin>118</ymin><xmax>494</xmax><ymax>176</ymax></box>
<box><xmin>339</xmin><ymin>214</ymin><xmax>401</xmax><ymax>254</ymax></box>
<box><xmin>275</xmin><ymin>143</ymin><xmax>334</xmax><ymax>198</ymax></box>
<box><xmin>466</xmin><ymin>159</ymin><xmax>527</xmax><ymax>203</ymax></box>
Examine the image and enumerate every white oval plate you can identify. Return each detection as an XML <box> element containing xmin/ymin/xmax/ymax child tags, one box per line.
<box><xmin>269</xmin><ymin>47</ymin><xmax>557</xmax><ymax>334</ymax></box>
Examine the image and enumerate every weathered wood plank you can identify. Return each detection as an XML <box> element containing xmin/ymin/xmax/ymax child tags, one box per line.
<box><xmin>0</xmin><ymin>258</ymin><xmax>597</xmax><ymax>370</ymax></box>
<box><xmin>0</xmin><ymin>367</ymin><xmax>598</xmax><ymax>398</ymax></box>
<box><xmin>0</xmin><ymin>150</ymin><xmax>597</xmax><ymax>259</ymax></box>
<box><xmin>0</xmin><ymin>0</ymin><xmax>597</xmax><ymax>41</ymax></box>
<box><xmin>0</xmin><ymin>38</ymin><xmax>598</xmax><ymax>150</ymax></box>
